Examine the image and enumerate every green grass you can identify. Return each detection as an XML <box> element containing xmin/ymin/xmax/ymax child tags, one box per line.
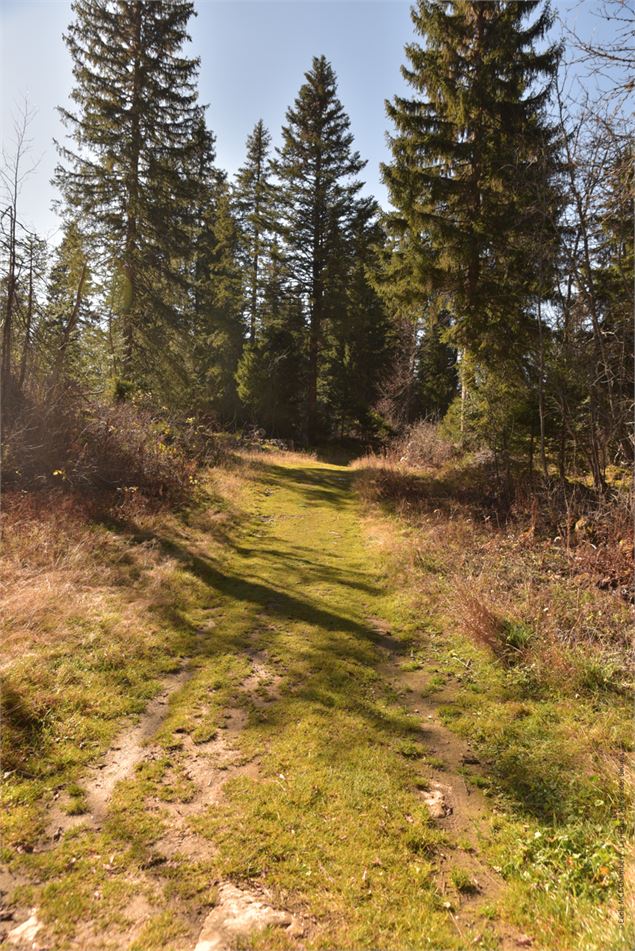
<box><xmin>409</xmin><ymin>633</ymin><xmax>632</xmax><ymax>949</ymax></box>
<box><xmin>3</xmin><ymin>451</ymin><xmax>632</xmax><ymax>950</ymax></box>
<box><xmin>185</xmin><ymin>456</ymin><xmax>459</xmax><ymax>949</ymax></box>
<box><xmin>2</xmin><ymin>457</ymin><xmax>460</xmax><ymax>948</ymax></box>
<box><xmin>449</xmin><ymin>868</ymin><xmax>479</xmax><ymax>894</ymax></box>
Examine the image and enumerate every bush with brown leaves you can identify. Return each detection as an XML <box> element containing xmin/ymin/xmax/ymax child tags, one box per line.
<box><xmin>2</xmin><ymin>394</ymin><xmax>223</xmax><ymax>504</ymax></box>
<box><xmin>393</xmin><ymin>421</ymin><xmax>458</xmax><ymax>469</ymax></box>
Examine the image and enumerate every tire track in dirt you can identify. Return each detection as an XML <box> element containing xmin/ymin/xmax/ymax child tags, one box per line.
<box><xmin>148</xmin><ymin>653</ymin><xmax>275</xmax><ymax>862</ymax></box>
<box><xmin>7</xmin><ymin>648</ymin><xmax>306</xmax><ymax>951</ymax></box>
<box><xmin>47</xmin><ymin>666</ymin><xmax>192</xmax><ymax>841</ymax></box>
<box><xmin>192</xmin><ymin>882</ymin><xmax>304</xmax><ymax>951</ymax></box>
<box><xmin>370</xmin><ymin>617</ymin><xmax>532</xmax><ymax>951</ymax></box>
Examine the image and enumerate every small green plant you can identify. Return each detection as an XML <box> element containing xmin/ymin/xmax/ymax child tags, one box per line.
<box><xmin>64</xmin><ymin>798</ymin><xmax>88</xmax><ymax>816</ymax></box>
<box><xmin>398</xmin><ymin>740</ymin><xmax>424</xmax><ymax>759</ymax></box>
<box><xmin>450</xmin><ymin>867</ymin><xmax>479</xmax><ymax>894</ymax></box>
<box><xmin>63</xmin><ymin>783</ymin><xmax>88</xmax><ymax>816</ymax></box>
<box><xmin>479</xmin><ymin>903</ymin><xmax>498</xmax><ymax>920</ymax></box>
<box><xmin>504</xmin><ymin>621</ymin><xmax>533</xmax><ymax>653</ymax></box>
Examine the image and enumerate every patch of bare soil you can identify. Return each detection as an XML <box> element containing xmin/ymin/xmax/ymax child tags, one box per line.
<box><xmin>193</xmin><ymin>883</ymin><xmax>304</xmax><ymax>951</ymax></box>
<box><xmin>151</xmin><ymin>657</ymin><xmax>278</xmax><ymax>861</ymax></box>
<box><xmin>46</xmin><ymin>666</ymin><xmax>192</xmax><ymax>841</ymax></box>
<box><xmin>4</xmin><ymin>651</ymin><xmax>301</xmax><ymax>951</ymax></box>
<box><xmin>4</xmin><ymin>910</ymin><xmax>42</xmax><ymax>948</ymax></box>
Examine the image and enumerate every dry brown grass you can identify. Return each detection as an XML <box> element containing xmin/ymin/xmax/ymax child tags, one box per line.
<box><xmin>453</xmin><ymin>588</ymin><xmax>507</xmax><ymax>655</ymax></box>
<box><xmin>393</xmin><ymin>421</ymin><xmax>457</xmax><ymax>468</ymax></box>
<box><xmin>2</xmin><ymin>492</ymin><xmax>109</xmax><ymax>660</ymax></box>
<box><xmin>0</xmin><ymin>489</ymin><xmax>170</xmax><ymax>666</ymax></box>
<box><xmin>0</xmin><ymin>440</ymin><xmax>258</xmax><ymax>671</ymax></box>
<box><xmin>354</xmin><ymin>450</ymin><xmax>632</xmax><ymax>688</ymax></box>
<box><xmin>240</xmin><ymin>447</ymin><xmax>317</xmax><ymax>467</ymax></box>
<box><xmin>2</xmin><ymin>395</ymin><xmax>223</xmax><ymax>503</ymax></box>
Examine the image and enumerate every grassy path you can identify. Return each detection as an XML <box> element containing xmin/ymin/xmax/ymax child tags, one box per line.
<box><xmin>190</xmin><ymin>453</ymin><xmax>504</xmax><ymax>949</ymax></box>
<box><xmin>3</xmin><ymin>452</ymin><xmax>626</xmax><ymax>950</ymax></box>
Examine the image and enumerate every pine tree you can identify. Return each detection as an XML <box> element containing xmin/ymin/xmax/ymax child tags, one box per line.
<box><xmin>55</xmin><ymin>0</ymin><xmax>201</xmax><ymax>389</ymax></box>
<box><xmin>595</xmin><ymin>143</ymin><xmax>633</xmax><ymax>462</ymax></box>
<box><xmin>415</xmin><ymin>312</ymin><xmax>458</xmax><ymax>420</ymax></box>
<box><xmin>234</xmin><ymin>120</ymin><xmax>273</xmax><ymax>343</ymax></box>
<box><xmin>273</xmin><ymin>55</ymin><xmax>369</xmax><ymax>442</ymax></box>
<box><xmin>383</xmin><ymin>1</ymin><xmax>561</xmax><ymax>371</ymax></box>
<box><xmin>322</xmin><ymin>205</ymin><xmax>393</xmax><ymax>437</ymax></box>
<box><xmin>45</xmin><ymin>221</ymin><xmax>93</xmax><ymax>386</ymax></box>
<box><xmin>235</xmin><ymin>239</ymin><xmax>306</xmax><ymax>438</ymax></box>
<box><xmin>203</xmin><ymin>178</ymin><xmax>245</xmax><ymax>421</ymax></box>
<box><xmin>187</xmin><ymin>117</ymin><xmax>223</xmax><ymax>407</ymax></box>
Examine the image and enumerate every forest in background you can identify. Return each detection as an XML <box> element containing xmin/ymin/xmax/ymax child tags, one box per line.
<box><xmin>1</xmin><ymin>0</ymin><xmax>632</xmax><ymax>495</ymax></box>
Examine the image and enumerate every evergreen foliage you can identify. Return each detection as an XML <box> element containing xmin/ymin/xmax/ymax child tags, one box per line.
<box><xmin>55</xmin><ymin>0</ymin><xmax>202</xmax><ymax>390</ymax></box>
<box><xmin>235</xmin><ymin>239</ymin><xmax>306</xmax><ymax>438</ymax></box>
<box><xmin>272</xmin><ymin>55</ymin><xmax>374</xmax><ymax>441</ymax></box>
<box><xmin>383</xmin><ymin>0</ymin><xmax>566</xmax><ymax>461</ymax></box>
<box><xmin>234</xmin><ymin>120</ymin><xmax>274</xmax><ymax>343</ymax></box>
<box><xmin>1</xmin><ymin>1</ymin><xmax>630</xmax><ymax>481</ymax></box>
<box><xmin>383</xmin><ymin>0</ymin><xmax>562</xmax><ymax>364</ymax></box>
<box><xmin>44</xmin><ymin>221</ymin><xmax>94</xmax><ymax>386</ymax></box>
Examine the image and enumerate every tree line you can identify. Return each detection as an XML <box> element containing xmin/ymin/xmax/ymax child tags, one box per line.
<box><xmin>1</xmin><ymin>0</ymin><xmax>632</xmax><ymax>484</ymax></box>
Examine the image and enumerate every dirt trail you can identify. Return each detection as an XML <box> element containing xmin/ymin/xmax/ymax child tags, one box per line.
<box><xmin>150</xmin><ymin>654</ymin><xmax>278</xmax><ymax>865</ymax></box>
<box><xmin>5</xmin><ymin>652</ymin><xmax>299</xmax><ymax>951</ymax></box>
<box><xmin>193</xmin><ymin>883</ymin><xmax>304</xmax><ymax>951</ymax></box>
<box><xmin>378</xmin><ymin>633</ymin><xmax>530</xmax><ymax>951</ymax></box>
<box><xmin>47</xmin><ymin>667</ymin><xmax>192</xmax><ymax>841</ymax></box>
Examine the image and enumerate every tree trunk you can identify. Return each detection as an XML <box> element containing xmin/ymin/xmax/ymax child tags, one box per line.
<box><xmin>537</xmin><ymin>297</ymin><xmax>548</xmax><ymax>478</ymax></box>
<box><xmin>18</xmin><ymin>239</ymin><xmax>34</xmax><ymax>391</ymax></box>
<box><xmin>307</xmin><ymin>149</ymin><xmax>324</xmax><ymax>445</ymax></box>
<box><xmin>250</xmin><ymin>143</ymin><xmax>262</xmax><ymax>343</ymax></box>
<box><xmin>2</xmin><ymin>205</ymin><xmax>17</xmax><ymax>413</ymax></box>
<box><xmin>55</xmin><ymin>263</ymin><xmax>88</xmax><ymax>385</ymax></box>
<box><xmin>307</xmin><ymin>298</ymin><xmax>320</xmax><ymax>444</ymax></box>
<box><xmin>122</xmin><ymin>1</ymin><xmax>142</xmax><ymax>379</ymax></box>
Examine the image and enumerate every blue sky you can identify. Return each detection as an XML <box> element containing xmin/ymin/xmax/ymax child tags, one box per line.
<box><xmin>0</xmin><ymin>0</ymin><xmax>625</xmax><ymax>243</ymax></box>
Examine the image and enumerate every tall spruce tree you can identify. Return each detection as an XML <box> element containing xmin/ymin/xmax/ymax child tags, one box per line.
<box><xmin>55</xmin><ymin>0</ymin><xmax>201</xmax><ymax>391</ymax></box>
<box><xmin>322</xmin><ymin>205</ymin><xmax>393</xmax><ymax>437</ymax></box>
<box><xmin>234</xmin><ymin>120</ymin><xmax>273</xmax><ymax>343</ymax></box>
<box><xmin>415</xmin><ymin>312</ymin><xmax>458</xmax><ymax>420</ymax></box>
<box><xmin>383</xmin><ymin>1</ymin><xmax>561</xmax><ymax>376</ymax></box>
<box><xmin>187</xmin><ymin>117</ymin><xmax>225</xmax><ymax>410</ymax></box>
<box><xmin>372</xmin><ymin>226</ymin><xmax>458</xmax><ymax>426</ymax></box>
<box><xmin>273</xmin><ymin>55</ymin><xmax>369</xmax><ymax>442</ymax></box>
<box><xmin>45</xmin><ymin>221</ymin><xmax>92</xmax><ymax>385</ymax></box>
<box><xmin>235</xmin><ymin>238</ymin><xmax>306</xmax><ymax>438</ymax></box>
<box><xmin>204</xmin><ymin>177</ymin><xmax>245</xmax><ymax>420</ymax></box>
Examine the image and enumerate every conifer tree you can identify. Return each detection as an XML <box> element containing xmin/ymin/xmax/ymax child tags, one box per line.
<box><xmin>45</xmin><ymin>221</ymin><xmax>93</xmax><ymax>386</ymax></box>
<box><xmin>322</xmin><ymin>205</ymin><xmax>392</xmax><ymax>437</ymax></box>
<box><xmin>415</xmin><ymin>312</ymin><xmax>458</xmax><ymax>420</ymax></box>
<box><xmin>383</xmin><ymin>1</ymin><xmax>561</xmax><ymax>371</ymax></box>
<box><xmin>203</xmin><ymin>178</ymin><xmax>245</xmax><ymax>420</ymax></box>
<box><xmin>55</xmin><ymin>0</ymin><xmax>201</xmax><ymax>389</ymax></box>
<box><xmin>187</xmin><ymin>118</ymin><xmax>222</xmax><ymax>403</ymax></box>
<box><xmin>235</xmin><ymin>239</ymin><xmax>305</xmax><ymax>438</ymax></box>
<box><xmin>234</xmin><ymin>120</ymin><xmax>273</xmax><ymax>343</ymax></box>
<box><xmin>273</xmin><ymin>55</ymin><xmax>369</xmax><ymax>442</ymax></box>
<box><xmin>15</xmin><ymin>234</ymin><xmax>48</xmax><ymax>394</ymax></box>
